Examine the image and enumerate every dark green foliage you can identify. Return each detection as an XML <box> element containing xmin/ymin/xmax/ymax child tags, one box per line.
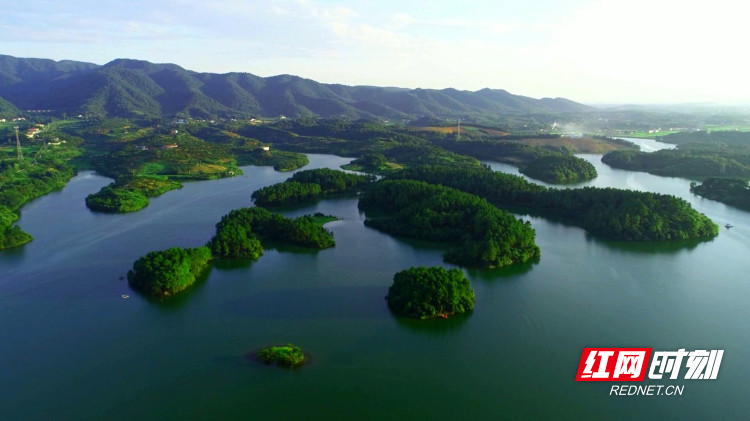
<box><xmin>691</xmin><ymin>177</ymin><xmax>750</xmax><ymax>211</ymax></box>
<box><xmin>257</xmin><ymin>344</ymin><xmax>306</xmax><ymax>368</ymax></box>
<box><xmin>386</xmin><ymin>266</ymin><xmax>475</xmax><ymax>319</ymax></box>
<box><xmin>391</xmin><ymin>165</ymin><xmax>546</xmax><ymax>204</ymax></box>
<box><xmin>602</xmin><ymin>149</ymin><xmax>750</xmax><ymax>179</ymax></box>
<box><xmin>127</xmin><ymin>246</ymin><xmax>212</xmax><ymax>297</ymax></box>
<box><xmin>440</xmin><ymin>139</ymin><xmax>597</xmax><ymax>184</ymax></box>
<box><xmin>207</xmin><ymin>222</ymin><xmax>264</xmax><ymax>259</ymax></box>
<box><xmin>533</xmin><ymin>187</ymin><xmax>718</xmax><ymax>241</ymax></box>
<box><xmin>209</xmin><ymin>207</ymin><xmax>335</xmax><ymax>253</ymax></box>
<box><xmin>252</xmin><ymin>169</ymin><xmax>375</xmax><ymax>207</ymax></box>
<box><xmin>359</xmin><ymin>180</ymin><xmax>540</xmax><ymax>268</ymax></box>
<box><xmin>520</xmin><ymin>155</ymin><xmax>598</xmax><ymax>183</ymax></box>
<box><xmin>252</xmin><ymin>181</ymin><xmax>322</xmax><ymax>207</ymax></box>
<box><xmin>392</xmin><ymin>165</ymin><xmax>718</xmax><ymax>241</ymax></box>
<box><xmin>0</xmin><ymin>224</ymin><xmax>33</xmax><ymax>250</ymax></box>
<box><xmin>289</xmin><ymin>168</ymin><xmax>376</xmax><ymax>191</ymax></box>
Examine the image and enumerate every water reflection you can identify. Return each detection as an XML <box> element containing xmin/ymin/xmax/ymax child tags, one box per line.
<box><xmin>227</xmin><ymin>286</ymin><xmax>389</xmax><ymax>320</ymax></box>
<box><xmin>393</xmin><ymin>311</ymin><xmax>471</xmax><ymax>333</ymax></box>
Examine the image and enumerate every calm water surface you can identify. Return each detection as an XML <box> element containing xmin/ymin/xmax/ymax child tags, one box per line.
<box><xmin>2</xmin><ymin>150</ymin><xmax>748</xmax><ymax>420</ymax></box>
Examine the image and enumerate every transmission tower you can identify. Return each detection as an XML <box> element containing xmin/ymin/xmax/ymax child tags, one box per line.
<box><xmin>457</xmin><ymin>118</ymin><xmax>461</xmax><ymax>141</ymax></box>
<box><xmin>14</xmin><ymin>126</ymin><xmax>23</xmax><ymax>160</ymax></box>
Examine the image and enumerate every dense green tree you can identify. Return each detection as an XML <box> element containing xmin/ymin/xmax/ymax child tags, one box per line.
<box><xmin>252</xmin><ymin>169</ymin><xmax>374</xmax><ymax>207</ymax></box>
<box><xmin>207</xmin><ymin>222</ymin><xmax>264</xmax><ymax>259</ymax></box>
<box><xmin>520</xmin><ymin>155</ymin><xmax>597</xmax><ymax>183</ymax></box>
<box><xmin>359</xmin><ymin>179</ymin><xmax>540</xmax><ymax>268</ymax></box>
<box><xmin>257</xmin><ymin>344</ymin><xmax>306</xmax><ymax>367</ymax></box>
<box><xmin>390</xmin><ymin>165</ymin><xmax>718</xmax><ymax>241</ymax></box>
<box><xmin>127</xmin><ymin>246</ymin><xmax>213</xmax><ymax>297</ymax></box>
<box><xmin>210</xmin><ymin>207</ymin><xmax>335</xmax><ymax>251</ymax></box>
<box><xmin>691</xmin><ymin>177</ymin><xmax>750</xmax><ymax>211</ymax></box>
<box><xmin>386</xmin><ymin>266</ymin><xmax>475</xmax><ymax>319</ymax></box>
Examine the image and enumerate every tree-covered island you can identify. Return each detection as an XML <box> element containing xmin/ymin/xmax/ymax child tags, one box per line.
<box><xmin>359</xmin><ymin>179</ymin><xmax>541</xmax><ymax>268</ymax></box>
<box><xmin>127</xmin><ymin>246</ymin><xmax>213</xmax><ymax>297</ymax></box>
<box><xmin>519</xmin><ymin>155</ymin><xmax>598</xmax><ymax>184</ymax></box>
<box><xmin>256</xmin><ymin>344</ymin><xmax>307</xmax><ymax>368</ymax></box>
<box><xmin>251</xmin><ymin>168</ymin><xmax>375</xmax><ymax>207</ymax></box>
<box><xmin>386</xmin><ymin>266</ymin><xmax>475</xmax><ymax>319</ymax></box>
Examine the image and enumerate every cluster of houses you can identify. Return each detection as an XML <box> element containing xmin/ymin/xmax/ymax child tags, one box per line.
<box><xmin>0</xmin><ymin>117</ymin><xmax>26</xmax><ymax>123</ymax></box>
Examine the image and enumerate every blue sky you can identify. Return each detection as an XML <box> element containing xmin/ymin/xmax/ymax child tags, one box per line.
<box><xmin>2</xmin><ymin>0</ymin><xmax>749</xmax><ymax>104</ymax></box>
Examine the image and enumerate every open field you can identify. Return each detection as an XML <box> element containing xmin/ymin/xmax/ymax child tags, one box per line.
<box><xmin>519</xmin><ymin>136</ymin><xmax>631</xmax><ymax>153</ymax></box>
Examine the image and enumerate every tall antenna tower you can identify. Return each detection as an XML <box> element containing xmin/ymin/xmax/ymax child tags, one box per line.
<box><xmin>14</xmin><ymin>126</ymin><xmax>23</xmax><ymax>160</ymax></box>
<box><xmin>457</xmin><ymin>118</ymin><xmax>461</xmax><ymax>141</ymax></box>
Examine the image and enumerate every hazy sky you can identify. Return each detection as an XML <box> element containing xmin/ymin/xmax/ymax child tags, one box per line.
<box><xmin>2</xmin><ymin>0</ymin><xmax>748</xmax><ymax>104</ymax></box>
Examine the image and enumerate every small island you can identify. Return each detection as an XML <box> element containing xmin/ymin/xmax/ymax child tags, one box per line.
<box><xmin>520</xmin><ymin>155</ymin><xmax>598</xmax><ymax>184</ymax></box>
<box><xmin>386</xmin><ymin>266</ymin><xmax>475</xmax><ymax>319</ymax></box>
<box><xmin>257</xmin><ymin>344</ymin><xmax>307</xmax><ymax>368</ymax></box>
<box><xmin>127</xmin><ymin>246</ymin><xmax>212</xmax><ymax>297</ymax></box>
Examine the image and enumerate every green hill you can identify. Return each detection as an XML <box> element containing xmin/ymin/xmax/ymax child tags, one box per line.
<box><xmin>0</xmin><ymin>55</ymin><xmax>593</xmax><ymax>120</ymax></box>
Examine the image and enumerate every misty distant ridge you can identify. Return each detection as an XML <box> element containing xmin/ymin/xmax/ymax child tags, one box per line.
<box><xmin>0</xmin><ymin>54</ymin><xmax>593</xmax><ymax>120</ymax></box>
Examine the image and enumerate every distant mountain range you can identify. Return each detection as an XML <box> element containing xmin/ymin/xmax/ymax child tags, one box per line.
<box><xmin>0</xmin><ymin>54</ymin><xmax>593</xmax><ymax>120</ymax></box>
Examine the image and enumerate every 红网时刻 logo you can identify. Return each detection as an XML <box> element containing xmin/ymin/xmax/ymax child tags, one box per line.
<box><xmin>575</xmin><ymin>348</ymin><xmax>723</xmax><ymax>381</ymax></box>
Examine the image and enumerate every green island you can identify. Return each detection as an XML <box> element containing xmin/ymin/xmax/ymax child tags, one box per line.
<box><xmin>128</xmin><ymin>208</ymin><xmax>337</xmax><ymax>297</ymax></box>
<box><xmin>519</xmin><ymin>154</ymin><xmax>598</xmax><ymax>183</ymax></box>
<box><xmin>127</xmin><ymin>246</ymin><xmax>213</xmax><ymax>297</ymax></box>
<box><xmin>386</xmin><ymin>266</ymin><xmax>475</xmax><ymax>319</ymax></box>
<box><xmin>252</xmin><ymin>168</ymin><xmax>375</xmax><ymax>207</ymax></box>
<box><xmin>256</xmin><ymin>344</ymin><xmax>307</xmax><ymax>368</ymax></box>
<box><xmin>208</xmin><ymin>207</ymin><xmax>337</xmax><ymax>258</ymax></box>
<box><xmin>390</xmin><ymin>165</ymin><xmax>718</xmax><ymax>241</ymax></box>
<box><xmin>359</xmin><ymin>179</ymin><xmax>541</xmax><ymax>268</ymax></box>
<box><xmin>691</xmin><ymin>178</ymin><xmax>750</xmax><ymax>211</ymax></box>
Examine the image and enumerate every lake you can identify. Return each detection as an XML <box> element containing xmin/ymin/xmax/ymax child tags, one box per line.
<box><xmin>1</xmin><ymin>148</ymin><xmax>748</xmax><ymax>420</ymax></box>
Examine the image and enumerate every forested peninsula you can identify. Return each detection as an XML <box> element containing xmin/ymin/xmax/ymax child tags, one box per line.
<box><xmin>691</xmin><ymin>178</ymin><xmax>750</xmax><ymax>211</ymax></box>
<box><xmin>437</xmin><ymin>138</ymin><xmax>599</xmax><ymax>183</ymax></box>
<box><xmin>359</xmin><ymin>179</ymin><xmax>541</xmax><ymax>268</ymax></box>
<box><xmin>390</xmin><ymin>166</ymin><xmax>718</xmax><ymax>241</ymax></box>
